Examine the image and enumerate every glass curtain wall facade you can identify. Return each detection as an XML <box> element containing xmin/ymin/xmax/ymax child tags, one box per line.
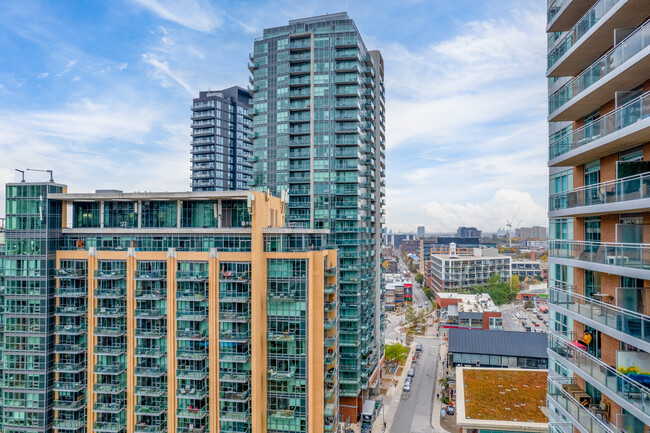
<box><xmin>2</xmin><ymin>182</ymin><xmax>65</xmax><ymax>433</ymax></box>
<box><xmin>1</xmin><ymin>185</ymin><xmax>339</xmax><ymax>433</ymax></box>
<box><xmin>249</xmin><ymin>13</ymin><xmax>385</xmax><ymax>420</ymax></box>
<box><xmin>191</xmin><ymin>87</ymin><xmax>253</xmax><ymax>191</ymax></box>
<box><xmin>546</xmin><ymin>1</ymin><xmax>650</xmax><ymax>432</ymax></box>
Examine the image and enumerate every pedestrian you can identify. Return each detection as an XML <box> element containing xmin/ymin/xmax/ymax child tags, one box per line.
<box><xmin>437</xmin><ymin>393</ymin><xmax>439</xmax><ymax>399</ymax></box>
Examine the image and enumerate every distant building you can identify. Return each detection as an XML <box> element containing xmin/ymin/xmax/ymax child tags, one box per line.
<box><xmin>457</xmin><ymin>226</ymin><xmax>481</xmax><ymax>238</ymax></box>
<box><xmin>417</xmin><ymin>225</ymin><xmax>426</xmax><ymax>238</ymax></box>
<box><xmin>399</xmin><ymin>239</ymin><xmax>421</xmax><ymax>255</ymax></box>
<box><xmin>384</xmin><ymin>274</ymin><xmax>413</xmax><ymax>310</ymax></box>
<box><xmin>191</xmin><ymin>87</ymin><xmax>253</xmax><ymax>191</ymax></box>
<box><xmin>454</xmin><ymin>367</ymin><xmax>548</xmax><ymax>433</ymax></box>
<box><xmin>435</xmin><ymin>292</ymin><xmax>502</xmax><ymax>330</ymax></box>
<box><xmin>519</xmin><ymin>226</ymin><xmax>547</xmax><ymax>240</ymax></box>
<box><xmin>436</xmin><ymin>236</ymin><xmax>480</xmax><ymax>247</ymax></box>
<box><xmin>429</xmin><ymin>247</ymin><xmax>511</xmax><ymax>293</ymax></box>
<box><xmin>387</xmin><ymin>233</ymin><xmax>415</xmax><ymax>249</ymax></box>
<box><xmin>511</xmin><ymin>259</ymin><xmax>543</xmax><ymax>279</ymax></box>
<box><xmin>418</xmin><ymin>236</ymin><xmax>439</xmax><ymax>274</ymax></box>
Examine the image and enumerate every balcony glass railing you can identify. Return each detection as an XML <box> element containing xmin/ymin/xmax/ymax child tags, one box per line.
<box><xmin>547</xmin><ymin>376</ymin><xmax>615</xmax><ymax>433</ymax></box>
<box><xmin>547</xmin><ymin>0</ymin><xmax>569</xmax><ymax>24</ymax></box>
<box><xmin>94</xmin><ymin>344</ymin><xmax>126</xmax><ymax>355</ymax></box>
<box><xmin>95</xmin><ymin>288</ymin><xmax>126</xmax><ymax>298</ymax></box>
<box><xmin>219</xmin><ymin>352</ymin><xmax>251</xmax><ymax>363</ymax></box>
<box><xmin>549</xmin><ymin>91</ymin><xmax>650</xmax><ymax>159</ymax></box>
<box><xmin>549</xmin><ymin>20</ymin><xmax>650</xmax><ymax>114</ymax></box>
<box><xmin>176</xmin><ymin>348</ymin><xmax>207</xmax><ymax>360</ymax></box>
<box><xmin>93</xmin><ymin>422</ymin><xmax>126</xmax><ymax>432</ymax></box>
<box><xmin>547</xmin><ymin>0</ymin><xmax>622</xmax><ymax>70</ymax></box>
<box><xmin>550</xmin><ymin>285</ymin><xmax>650</xmax><ymax>343</ymax></box>
<box><xmin>94</xmin><ymin>307</ymin><xmax>126</xmax><ymax>317</ymax></box>
<box><xmin>94</xmin><ymin>383</ymin><xmax>126</xmax><ymax>393</ymax></box>
<box><xmin>176</xmin><ymin>310</ymin><xmax>207</xmax><ymax>321</ymax></box>
<box><xmin>177</xmin><ymin>407</ymin><xmax>208</xmax><ymax>418</ymax></box>
<box><xmin>135</xmin><ymin>366</ymin><xmax>165</xmax><ymax>376</ymax></box>
<box><xmin>94</xmin><ymin>269</ymin><xmax>127</xmax><ymax>280</ymax></box>
<box><xmin>56</xmin><ymin>306</ymin><xmax>87</xmax><ymax>315</ymax></box>
<box><xmin>550</xmin><ymin>239</ymin><xmax>650</xmax><ymax>270</ymax></box>
<box><xmin>549</xmin><ymin>332</ymin><xmax>650</xmax><ymax>416</ymax></box>
<box><xmin>176</xmin><ymin>368</ymin><xmax>208</xmax><ymax>379</ymax></box>
<box><xmin>219</xmin><ymin>371</ymin><xmax>250</xmax><ymax>382</ymax></box>
<box><xmin>219</xmin><ymin>330</ymin><xmax>251</xmax><ymax>341</ymax></box>
<box><xmin>220</xmin><ymin>409</ymin><xmax>251</xmax><ymax>422</ymax></box>
<box><xmin>135</xmin><ymin>385</ymin><xmax>166</xmax><ymax>397</ymax></box>
<box><xmin>175</xmin><ymin>270</ymin><xmax>209</xmax><ymax>281</ymax></box>
<box><xmin>134</xmin><ymin>270</ymin><xmax>166</xmax><ymax>280</ymax></box>
<box><xmin>550</xmin><ymin>171</ymin><xmax>650</xmax><ymax>211</ymax></box>
<box><xmin>56</xmin><ymin>268</ymin><xmax>87</xmax><ymax>279</ymax></box>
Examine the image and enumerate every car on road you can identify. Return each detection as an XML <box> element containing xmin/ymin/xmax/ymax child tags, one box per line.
<box><xmin>403</xmin><ymin>380</ymin><xmax>411</xmax><ymax>392</ymax></box>
<box><xmin>524</xmin><ymin>326</ymin><xmax>531</xmax><ymax>332</ymax></box>
<box><xmin>408</xmin><ymin>368</ymin><xmax>414</xmax><ymax>377</ymax></box>
<box><xmin>534</xmin><ymin>322</ymin><xmax>540</xmax><ymax>327</ymax></box>
<box><xmin>418</xmin><ymin>303</ymin><xmax>422</xmax><ymax>308</ymax></box>
<box><xmin>415</xmin><ymin>343</ymin><xmax>422</xmax><ymax>352</ymax></box>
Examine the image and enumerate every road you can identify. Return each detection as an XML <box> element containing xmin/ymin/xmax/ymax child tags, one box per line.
<box><xmin>500</xmin><ymin>303</ymin><xmax>549</xmax><ymax>334</ymax></box>
<box><xmin>387</xmin><ymin>257</ymin><xmax>439</xmax><ymax>433</ymax></box>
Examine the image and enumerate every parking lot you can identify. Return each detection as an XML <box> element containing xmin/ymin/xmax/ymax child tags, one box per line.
<box><xmin>501</xmin><ymin>303</ymin><xmax>549</xmax><ymax>333</ymax></box>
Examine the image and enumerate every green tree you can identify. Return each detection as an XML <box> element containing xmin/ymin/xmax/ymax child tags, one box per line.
<box><xmin>438</xmin><ymin>377</ymin><xmax>450</xmax><ymax>397</ymax></box>
<box><xmin>510</xmin><ymin>274</ymin><xmax>520</xmax><ymax>292</ymax></box>
<box><xmin>405</xmin><ymin>306</ymin><xmax>417</xmax><ymax>324</ymax></box>
<box><xmin>524</xmin><ymin>300</ymin><xmax>534</xmax><ymax>310</ymax></box>
<box><xmin>384</xmin><ymin>342</ymin><xmax>409</xmax><ymax>364</ymax></box>
<box><xmin>414</xmin><ymin>273</ymin><xmax>424</xmax><ymax>285</ymax></box>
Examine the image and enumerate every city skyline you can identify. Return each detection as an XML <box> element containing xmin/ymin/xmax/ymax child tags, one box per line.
<box><xmin>0</xmin><ymin>0</ymin><xmax>547</xmax><ymax>232</ymax></box>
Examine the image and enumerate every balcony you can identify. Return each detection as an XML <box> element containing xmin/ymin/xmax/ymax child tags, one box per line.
<box><xmin>134</xmin><ymin>423</ymin><xmax>167</xmax><ymax>433</ymax></box>
<box><xmin>219</xmin><ymin>292</ymin><xmax>251</xmax><ymax>303</ymax></box>
<box><xmin>55</xmin><ymin>324</ymin><xmax>86</xmax><ymax>335</ymax></box>
<box><xmin>94</xmin><ymin>270</ymin><xmax>126</xmax><ymax>280</ymax></box>
<box><xmin>135</xmin><ymin>288</ymin><xmax>166</xmax><ymax>300</ymax></box>
<box><xmin>55</xmin><ymin>343</ymin><xmax>86</xmax><ymax>354</ymax></box>
<box><xmin>548</xmin><ymin>19</ymin><xmax>650</xmax><ymax>121</ymax></box>
<box><xmin>135</xmin><ymin>385</ymin><xmax>166</xmax><ymax>397</ymax></box>
<box><xmin>219</xmin><ymin>352</ymin><xmax>251</xmax><ymax>363</ymax></box>
<box><xmin>94</xmin><ymin>401</ymin><xmax>125</xmax><ymax>413</ymax></box>
<box><xmin>176</xmin><ymin>270</ymin><xmax>209</xmax><ymax>282</ymax></box>
<box><xmin>55</xmin><ymin>286</ymin><xmax>87</xmax><ymax>297</ymax></box>
<box><xmin>94</xmin><ymin>344</ymin><xmax>126</xmax><ymax>356</ymax></box>
<box><xmin>135</xmin><ymin>328</ymin><xmax>166</xmax><ymax>339</ymax></box>
<box><xmin>220</xmin><ymin>409</ymin><xmax>251</xmax><ymax>422</ymax></box>
<box><xmin>135</xmin><ymin>308</ymin><xmax>166</xmax><ymax>320</ymax></box>
<box><xmin>54</xmin><ymin>420</ymin><xmax>86</xmax><ymax>430</ymax></box>
<box><xmin>269</xmin><ymin>409</ymin><xmax>296</xmax><ymax>421</ymax></box>
<box><xmin>220</xmin><ymin>371</ymin><xmax>250</xmax><ymax>383</ymax></box>
<box><xmin>547</xmin><ymin>0</ymin><xmax>597</xmax><ymax>32</ymax></box>
<box><xmin>94</xmin><ymin>307</ymin><xmax>126</xmax><ymax>317</ymax></box>
<box><xmin>94</xmin><ymin>383</ymin><xmax>126</xmax><ymax>394</ymax></box>
<box><xmin>54</xmin><ymin>362</ymin><xmax>86</xmax><ymax>373</ymax></box>
<box><xmin>176</xmin><ymin>290</ymin><xmax>206</xmax><ymax>301</ymax></box>
<box><xmin>176</xmin><ymin>348</ymin><xmax>207</xmax><ymax>360</ymax></box>
<box><xmin>94</xmin><ymin>326</ymin><xmax>126</xmax><ymax>337</ymax></box>
<box><xmin>176</xmin><ymin>310</ymin><xmax>208</xmax><ymax>321</ymax></box>
<box><xmin>135</xmin><ymin>346</ymin><xmax>165</xmax><ymax>358</ymax></box>
<box><xmin>220</xmin><ymin>390</ymin><xmax>251</xmax><ymax>402</ymax></box>
<box><xmin>549</xmin><ymin>172</ymin><xmax>650</xmax><ymax>217</ymax></box>
<box><xmin>550</xmin><ymin>240</ymin><xmax>650</xmax><ymax>278</ymax></box>
<box><xmin>93</xmin><ymin>422</ymin><xmax>126</xmax><ymax>433</ymax></box>
<box><xmin>268</xmin><ymin>366</ymin><xmax>297</xmax><ymax>381</ymax></box>
<box><xmin>177</xmin><ymin>407</ymin><xmax>208</xmax><ymax>419</ymax></box>
<box><xmin>54</xmin><ymin>381</ymin><xmax>85</xmax><ymax>392</ymax></box>
<box><xmin>94</xmin><ymin>364</ymin><xmax>126</xmax><ymax>375</ymax></box>
<box><xmin>267</xmin><ymin>331</ymin><xmax>296</xmax><ymax>342</ymax></box>
<box><xmin>177</xmin><ymin>329</ymin><xmax>207</xmax><ymax>340</ymax></box>
<box><xmin>134</xmin><ymin>403</ymin><xmax>166</xmax><ymax>416</ymax></box>
<box><xmin>95</xmin><ymin>288</ymin><xmax>126</xmax><ymax>299</ymax></box>
<box><xmin>219</xmin><ymin>330</ymin><xmax>251</xmax><ymax>342</ymax></box>
<box><xmin>56</xmin><ymin>305</ymin><xmax>87</xmax><ymax>316</ymax></box>
<box><xmin>548</xmin><ymin>332</ymin><xmax>650</xmax><ymax>421</ymax></box>
<box><xmin>219</xmin><ymin>271</ymin><xmax>250</xmax><ymax>282</ymax></box>
<box><xmin>547</xmin><ymin>376</ymin><xmax>615</xmax><ymax>433</ymax></box>
<box><xmin>549</xmin><ymin>285</ymin><xmax>649</xmax><ymax>348</ymax></box>
<box><xmin>177</xmin><ymin>386</ymin><xmax>208</xmax><ymax>399</ymax></box>
<box><xmin>550</xmin><ymin>91</ymin><xmax>650</xmax><ymax>166</ymax></box>
<box><xmin>219</xmin><ymin>311</ymin><xmax>251</xmax><ymax>322</ymax></box>
<box><xmin>135</xmin><ymin>366</ymin><xmax>166</xmax><ymax>377</ymax></box>
<box><xmin>56</xmin><ymin>269</ymin><xmax>87</xmax><ymax>279</ymax></box>
<box><xmin>176</xmin><ymin>368</ymin><xmax>208</xmax><ymax>380</ymax></box>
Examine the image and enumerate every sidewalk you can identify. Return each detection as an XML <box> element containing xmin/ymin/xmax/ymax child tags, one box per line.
<box><xmin>370</xmin><ymin>343</ymin><xmax>416</xmax><ymax>432</ymax></box>
<box><xmin>430</xmin><ymin>330</ymin><xmax>452</xmax><ymax>433</ymax></box>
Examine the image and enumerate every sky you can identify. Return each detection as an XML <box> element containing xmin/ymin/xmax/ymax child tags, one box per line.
<box><xmin>0</xmin><ymin>0</ymin><xmax>549</xmax><ymax>233</ymax></box>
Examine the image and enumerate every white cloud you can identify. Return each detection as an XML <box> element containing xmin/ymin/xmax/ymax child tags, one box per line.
<box><xmin>55</xmin><ymin>60</ymin><xmax>76</xmax><ymax>77</ymax></box>
<box><xmin>142</xmin><ymin>53</ymin><xmax>194</xmax><ymax>95</ymax></box>
<box><xmin>417</xmin><ymin>189</ymin><xmax>547</xmax><ymax>233</ymax></box>
<box><xmin>131</xmin><ymin>0</ymin><xmax>222</xmax><ymax>33</ymax></box>
<box><xmin>37</xmin><ymin>72</ymin><xmax>49</xmax><ymax>79</ymax></box>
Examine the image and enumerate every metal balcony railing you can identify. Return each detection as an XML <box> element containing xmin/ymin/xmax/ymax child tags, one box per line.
<box><xmin>550</xmin><ymin>239</ymin><xmax>650</xmax><ymax>271</ymax></box>
<box><xmin>547</xmin><ymin>376</ymin><xmax>615</xmax><ymax>433</ymax></box>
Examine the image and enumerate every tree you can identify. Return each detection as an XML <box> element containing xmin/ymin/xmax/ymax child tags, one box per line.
<box><xmin>384</xmin><ymin>342</ymin><xmax>409</xmax><ymax>364</ymax></box>
<box><xmin>509</xmin><ymin>274</ymin><xmax>520</xmax><ymax>292</ymax></box>
<box><xmin>524</xmin><ymin>300</ymin><xmax>534</xmax><ymax>310</ymax></box>
<box><xmin>438</xmin><ymin>377</ymin><xmax>450</xmax><ymax>397</ymax></box>
<box><xmin>404</xmin><ymin>306</ymin><xmax>417</xmax><ymax>324</ymax></box>
<box><xmin>414</xmin><ymin>273</ymin><xmax>424</xmax><ymax>285</ymax></box>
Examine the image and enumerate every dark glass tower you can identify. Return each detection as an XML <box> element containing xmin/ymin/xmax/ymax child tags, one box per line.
<box><xmin>249</xmin><ymin>12</ymin><xmax>386</xmax><ymax>420</ymax></box>
<box><xmin>191</xmin><ymin>87</ymin><xmax>253</xmax><ymax>191</ymax></box>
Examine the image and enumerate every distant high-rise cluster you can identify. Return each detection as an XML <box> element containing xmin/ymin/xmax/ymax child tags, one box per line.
<box><xmin>546</xmin><ymin>1</ymin><xmax>650</xmax><ymax>431</ymax></box>
<box><xmin>456</xmin><ymin>226</ymin><xmax>481</xmax><ymax>238</ymax></box>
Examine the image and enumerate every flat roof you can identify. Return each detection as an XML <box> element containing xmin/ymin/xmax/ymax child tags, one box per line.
<box><xmin>456</xmin><ymin>367</ymin><xmax>547</xmax><ymax>430</ymax></box>
<box><xmin>448</xmin><ymin>328</ymin><xmax>548</xmax><ymax>358</ymax></box>
<box><xmin>49</xmin><ymin>191</ymin><xmax>253</xmax><ymax>201</ymax></box>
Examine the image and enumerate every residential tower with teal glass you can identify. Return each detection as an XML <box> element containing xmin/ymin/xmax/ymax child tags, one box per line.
<box><xmin>248</xmin><ymin>13</ymin><xmax>386</xmax><ymax>421</ymax></box>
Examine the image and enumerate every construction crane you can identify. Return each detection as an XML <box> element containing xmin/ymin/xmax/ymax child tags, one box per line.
<box><xmin>26</xmin><ymin>168</ymin><xmax>55</xmax><ymax>182</ymax></box>
<box><xmin>506</xmin><ymin>207</ymin><xmax>520</xmax><ymax>248</ymax></box>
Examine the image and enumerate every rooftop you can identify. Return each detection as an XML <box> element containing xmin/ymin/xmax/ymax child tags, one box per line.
<box><xmin>456</xmin><ymin>367</ymin><xmax>547</xmax><ymax>430</ymax></box>
<box><xmin>448</xmin><ymin>328</ymin><xmax>548</xmax><ymax>358</ymax></box>
<box><xmin>437</xmin><ymin>293</ymin><xmax>500</xmax><ymax>313</ymax></box>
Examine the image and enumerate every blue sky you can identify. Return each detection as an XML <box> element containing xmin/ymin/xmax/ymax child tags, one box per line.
<box><xmin>0</xmin><ymin>0</ymin><xmax>548</xmax><ymax>233</ymax></box>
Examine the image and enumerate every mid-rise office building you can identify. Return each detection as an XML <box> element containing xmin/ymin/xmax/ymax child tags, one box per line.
<box><xmin>519</xmin><ymin>226</ymin><xmax>547</xmax><ymax>240</ymax></box>
<box><xmin>1</xmin><ymin>182</ymin><xmax>340</xmax><ymax>433</ymax></box>
<box><xmin>456</xmin><ymin>227</ymin><xmax>481</xmax><ymax>238</ymax></box>
<box><xmin>191</xmin><ymin>87</ymin><xmax>253</xmax><ymax>191</ymax></box>
<box><xmin>428</xmin><ymin>247</ymin><xmax>511</xmax><ymax>293</ymax></box>
<box><xmin>546</xmin><ymin>1</ymin><xmax>650</xmax><ymax>431</ymax></box>
<box><xmin>248</xmin><ymin>13</ymin><xmax>385</xmax><ymax>420</ymax></box>
<box><xmin>416</xmin><ymin>226</ymin><xmax>425</xmax><ymax>238</ymax></box>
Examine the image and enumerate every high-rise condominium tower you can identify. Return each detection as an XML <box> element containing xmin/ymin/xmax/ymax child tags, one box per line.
<box><xmin>0</xmin><ymin>182</ymin><xmax>339</xmax><ymax>433</ymax></box>
<box><xmin>191</xmin><ymin>87</ymin><xmax>253</xmax><ymax>191</ymax></box>
<box><xmin>546</xmin><ymin>1</ymin><xmax>650</xmax><ymax>432</ymax></box>
<box><xmin>249</xmin><ymin>12</ymin><xmax>386</xmax><ymax>421</ymax></box>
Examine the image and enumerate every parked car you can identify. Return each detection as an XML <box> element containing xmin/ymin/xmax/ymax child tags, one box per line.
<box><xmin>418</xmin><ymin>303</ymin><xmax>423</xmax><ymax>308</ymax></box>
<box><xmin>408</xmin><ymin>368</ymin><xmax>415</xmax><ymax>377</ymax></box>
<box><xmin>534</xmin><ymin>322</ymin><xmax>540</xmax><ymax>327</ymax></box>
<box><xmin>524</xmin><ymin>326</ymin><xmax>531</xmax><ymax>332</ymax></box>
<box><xmin>446</xmin><ymin>405</ymin><xmax>455</xmax><ymax>415</ymax></box>
<box><xmin>403</xmin><ymin>381</ymin><xmax>411</xmax><ymax>392</ymax></box>
<box><xmin>415</xmin><ymin>343</ymin><xmax>422</xmax><ymax>352</ymax></box>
